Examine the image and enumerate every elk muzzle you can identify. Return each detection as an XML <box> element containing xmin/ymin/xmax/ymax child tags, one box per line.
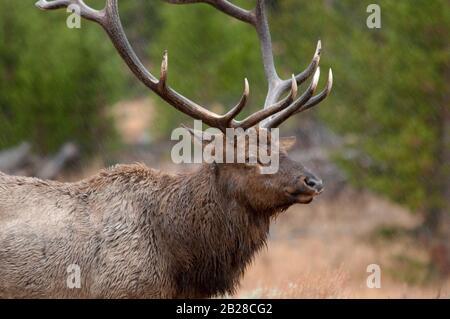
<box><xmin>285</xmin><ymin>171</ymin><xmax>323</xmax><ymax>204</ymax></box>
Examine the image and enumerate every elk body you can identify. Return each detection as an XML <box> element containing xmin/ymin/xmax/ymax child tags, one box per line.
<box><xmin>0</xmin><ymin>0</ymin><xmax>332</xmax><ymax>298</ymax></box>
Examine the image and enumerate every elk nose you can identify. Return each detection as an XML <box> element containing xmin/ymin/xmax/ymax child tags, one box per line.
<box><xmin>304</xmin><ymin>176</ymin><xmax>323</xmax><ymax>193</ymax></box>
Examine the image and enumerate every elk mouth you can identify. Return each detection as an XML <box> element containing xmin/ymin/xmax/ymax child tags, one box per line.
<box><xmin>285</xmin><ymin>187</ymin><xmax>323</xmax><ymax>204</ymax></box>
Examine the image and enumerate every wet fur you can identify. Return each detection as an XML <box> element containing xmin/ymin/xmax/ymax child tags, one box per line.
<box><xmin>0</xmin><ymin>163</ymin><xmax>281</xmax><ymax>298</ymax></box>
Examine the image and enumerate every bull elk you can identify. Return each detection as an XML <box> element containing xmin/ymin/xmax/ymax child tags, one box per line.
<box><xmin>0</xmin><ymin>0</ymin><xmax>332</xmax><ymax>298</ymax></box>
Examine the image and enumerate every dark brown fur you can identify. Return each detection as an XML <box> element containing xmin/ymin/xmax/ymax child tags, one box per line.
<box><xmin>0</xmin><ymin>135</ymin><xmax>322</xmax><ymax>298</ymax></box>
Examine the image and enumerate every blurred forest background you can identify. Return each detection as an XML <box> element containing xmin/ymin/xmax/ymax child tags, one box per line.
<box><xmin>0</xmin><ymin>0</ymin><xmax>449</xmax><ymax>297</ymax></box>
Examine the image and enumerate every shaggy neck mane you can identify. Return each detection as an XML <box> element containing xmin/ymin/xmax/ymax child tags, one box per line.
<box><xmin>78</xmin><ymin>163</ymin><xmax>278</xmax><ymax>298</ymax></box>
<box><xmin>157</xmin><ymin>164</ymin><xmax>273</xmax><ymax>297</ymax></box>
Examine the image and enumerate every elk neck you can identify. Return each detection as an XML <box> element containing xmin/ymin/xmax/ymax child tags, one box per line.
<box><xmin>152</xmin><ymin>163</ymin><xmax>272</xmax><ymax>297</ymax></box>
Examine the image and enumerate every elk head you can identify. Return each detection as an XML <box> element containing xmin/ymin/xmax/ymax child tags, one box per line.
<box><xmin>36</xmin><ymin>0</ymin><xmax>333</xmax><ymax>210</ymax></box>
<box><xmin>186</xmin><ymin>125</ymin><xmax>324</xmax><ymax>213</ymax></box>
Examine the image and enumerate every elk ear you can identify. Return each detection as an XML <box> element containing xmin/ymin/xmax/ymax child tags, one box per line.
<box><xmin>183</xmin><ymin>125</ymin><xmax>221</xmax><ymax>165</ymax></box>
<box><xmin>280</xmin><ymin>136</ymin><xmax>297</xmax><ymax>151</ymax></box>
<box><xmin>182</xmin><ymin>124</ymin><xmax>214</xmax><ymax>147</ymax></box>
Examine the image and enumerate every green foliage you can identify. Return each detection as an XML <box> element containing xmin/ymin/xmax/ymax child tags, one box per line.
<box><xmin>388</xmin><ymin>254</ymin><xmax>430</xmax><ymax>285</ymax></box>
<box><xmin>0</xmin><ymin>0</ymin><xmax>123</xmax><ymax>154</ymax></box>
<box><xmin>119</xmin><ymin>0</ymin><xmax>161</xmax><ymax>57</ymax></box>
<box><xmin>271</xmin><ymin>0</ymin><xmax>450</xmax><ymax>212</ymax></box>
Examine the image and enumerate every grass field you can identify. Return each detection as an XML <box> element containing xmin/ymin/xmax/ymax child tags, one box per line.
<box><xmin>236</xmin><ymin>189</ymin><xmax>449</xmax><ymax>298</ymax></box>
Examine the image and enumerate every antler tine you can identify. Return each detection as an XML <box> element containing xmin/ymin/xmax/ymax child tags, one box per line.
<box><xmin>158</xmin><ymin>50</ymin><xmax>169</xmax><ymax>90</ymax></box>
<box><xmin>279</xmin><ymin>41</ymin><xmax>322</xmax><ymax>96</ymax></box>
<box><xmin>164</xmin><ymin>0</ymin><xmax>255</xmax><ymax>25</ymax></box>
<box><xmin>263</xmin><ymin>67</ymin><xmax>322</xmax><ymax>129</ymax></box>
<box><xmin>36</xmin><ymin>0</ymin><xmax>105</xmax><ymax>23</ymax></box>
<box><xmin>36</xmin><ymin>0</ymin><xmax>70</xmax><ymax>9</ymax></box>
<box><xmin>220</xmin><ymin>79</ymin><xmax>250</xmax><ymax>127</ymax></box>
<box><xmin>263</xmin><ymin>40</ymin><xmax>321</xmax><ymax>107</ymax></box>
<box><xmin>238</xmin><ymin>75</ymin><xmax>298</xmax><ymax>129</ymax></box>
<box><xmin>294</xmin><ymin>68</ymin><xmax>333</xmax><ymax>115</ymax></box>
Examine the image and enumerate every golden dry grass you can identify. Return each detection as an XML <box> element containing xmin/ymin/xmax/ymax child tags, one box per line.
<box><xmin>236</xmin><ymin>189</ymin><xmax>450</xmax><ymax>298</ymax></box>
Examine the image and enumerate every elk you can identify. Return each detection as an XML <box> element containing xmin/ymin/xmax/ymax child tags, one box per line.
<box><xmin>0</xmin><ymin>0</ymin><xmax>332</xmax><ymax>298</ymax></box>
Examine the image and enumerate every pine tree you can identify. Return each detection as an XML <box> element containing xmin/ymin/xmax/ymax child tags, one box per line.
<box><xmin>0</xmin><ymin>0</ymin><xmax>124</xmax><ymax>154</ymax></box>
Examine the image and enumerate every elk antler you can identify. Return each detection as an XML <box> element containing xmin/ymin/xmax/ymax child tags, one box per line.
<box><xmin>36</xmin><ymin>0</ymin><xmax>333</xmax><ymax>131</ymax></box>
